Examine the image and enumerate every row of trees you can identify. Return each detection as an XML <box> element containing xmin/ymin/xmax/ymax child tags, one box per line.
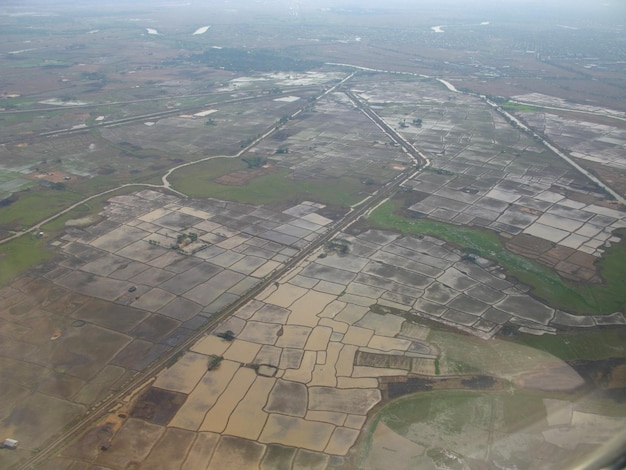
<box><xmin>189</xmin><ymin>48</ymin><xmax>322</xmax><ymax>73</ymax></box>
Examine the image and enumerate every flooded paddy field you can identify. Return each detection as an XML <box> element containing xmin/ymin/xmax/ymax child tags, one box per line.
<box><xmin>2</xmin><ymin>76</ymin><xmax>626</xmax><ymax>468</ymax></box>
<box><xmin>1</xmin><ymin>62</ymin><xmax>625</xmax><ymax>469</ymax></box>
<box><xmin>3</xmin><ymin>183</ymin><xmax>620</xmax><ymax>468</ymax></box>
<box><xmin>349</xmin><ymin>77</ymin><xmax>626</xmax><ymax>285</ymax></box>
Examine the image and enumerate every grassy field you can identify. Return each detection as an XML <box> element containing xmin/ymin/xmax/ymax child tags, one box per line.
<box><xmin>427</xmin><ymin>327</ymin><xmax>559</xmax><ymax>378</ymax></box>
<box><xmin>367</xmin><ymin>198</ymin><xmax>626</xmax><ymax>315</ymax></box>
<box><xmin>0</xmin><ymin>186</ymin><xmax>144</xmax><ymax>286</ymax></box>
<box><xmin>349</xmin><ymin>389</ymin><xmax>548</xmax><ymax>469</ymax></box>
<box><xmin>0</xmin><ymin>188</ymin><xmax>85</xmax><ymax>232</ymax></box>
<box><xmin>0</xmin><ymin>235</ymin><xmax>55</xmax><ymax>286</ymax></box>
<box><xmin>170</xmin><ymin>157</ymin><xmax>370</xmax><ymax>207</ymax></box>
<box><xmin>0</xmin><ymin>167</ymin><xmax>165</xmax><ymax>234</ymax></box>
<box><xmin>513</xmin><ymin>327</ymin><xmax>626</xmax><ymax>361</ymax></box>
<box><xmin>500</xmin><ymin>101</ymin><xmax>540</xmax><ymax>112</ymax></box>
<box><xmin>377</xmin><ymin>390</ymin><xmax>547</xmax><ymax>437</ymax></box>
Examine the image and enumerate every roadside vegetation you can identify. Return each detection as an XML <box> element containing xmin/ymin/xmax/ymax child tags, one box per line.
<box><xmin>367</xmin><ymin>197</ymin><xmax>626</xmax><ymax>315</ymax></box>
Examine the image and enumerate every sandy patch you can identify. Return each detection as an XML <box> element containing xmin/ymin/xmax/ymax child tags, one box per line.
<box><xmin>153</xmin><ymin>352</ymin><xmax>210</xmax><ymax>394</ymax></box>
<box><xmin>206</xmin><ymin>436</ymin><xmax>266</xmax><ymax>470</ymax></box>
<box><xmin>265</xmin><ymin>380</ymin><xmax>308</xmax><ymax>417</ymax></box>
<box><xmin>259</xmin><ymin>414</ymin><xmax>334</xmax><ymax>451</ymax></box>
<box><xmin>308</xmin><ymin>386</ymin><xmax>381</xmax><ymax>415</ymax></box>
<box><xmin>190</xmin><ymin>335</ymin><xmax>231</xmax><ymax>356</ymax></box>
<box><xmin>306</xmin><ymin>410</ymin><xmax>347</xmax><ymax>426</ymax></box>
<box><xmin>192</xmin><ymin>26</ymin><xmax>211</xmax><ymax>35</ymax></box>
<box><xmin>275</xmin><ymin>325</ymin><xmax>312</xmax><ymax>349</ymax></box>
<box><xmin>319</xmin><ymin>317</ymin><xmax>349</xmax><ymax>334</ymax></box>
<box><xmin>352</xmin><ymin>366</ymin><xmax>409</xmax><ymax>378</ymax></box>
<box><xmin>342</xmin><ymin>326</ymin><xmax>374</xmax><ymax>346</ymax></box>
<box><xmin>224</xmin><ymin>376</ymin><xmax>275</xmax><ymax>440</ymax></box>
<box><xmin>283</xmin><ymin>350</ymin><xmax>317</xmax><ymax>383</ymax></box>
<box><xmin>237</xmin><ymin>321</ymin><xmax>282</xmax><ymax>345</ymax></box>
<box><xmin>305</xmin><ymin>326</ymin><xmax>333</xmax><ymax>351</ymax></box>
<box><xmin>336</xmin><ymin>344</ymin><xmax>357</xmax><ymax>377</ymax></box>
<box><xmin>65</xmin><ymin>215</ymin><xmax>100</xmax><ymax>227</ymax></box>
<box><xmin>194</xmin><ymin>109</ymin><xmax>218</xmax><ymax>117</ymax></box>
<box><xmin>325</xmin><ymin>426</ymin><xmax>361</xmax><ymax>455</ymax></box>
<box><xmin>337</xmin><ymin>377</ymin><xmax>379</xmax><ymax>389</ymax></box>
<box><xmin>318</xmin><ymin>300</ymin><xmax>347</xmax><ymax>319</ymax></box>
<box><xmin>200</xmin><ymin>368</ymin><xmax>257</xmax><ymax>433</ymax></box>
<box><xmin>512</xmin><ymin>361</ymin><xmax>584</xmax><ymax>392</ymax></box>
<box><xmin>264</xmin><ymin>284</ymin><xmax>308</xmax><ymax>308</ymax></box>
<box><xmin>310</xmin><ymin>342</ymin><xmax>342</xmax><ymax>387</ymax></box>
<box><xmin>273</xmin><ymin>95</ymin><xmax>300</xmax><ymax>102</ymax></box>
<box><xmin>95</xmin><ymin>418</ymin><xmax>164</xmax><ymax>468</ymax></box>
<box><xmin>169</xmin><ymin>360</ymin><xmax>240</xmax><ymax>430</ymax></box>
<box><xmin>362</xmin><ymin>422</ymin><xmax>425</xmax><ymax>469</ymax></box>
<box><xmin>366</xmin><ymin>335</ymin><xmax>412</xmax><ymax>353</ymax></box>
<box><xmin>345</xmin><ymin>414</ymin><xmax>367</xmax><ymax>429</ymax></box>
<box><xmin>181</xmin><ymin>432</ymin><xmax>219</xmax><ymax>470</ymax></box>
<box><xmin>223</xmin><ymin>339</ymin><xmax>263</xmax><ymax>364</ymax></box>
<box><xmin>142</xmin><ymin>428</ymin><xmax>196</xmax><ymax>470</ymax></box>
<box><xmin>251</xmin><ymin>260</ymin><xmax>281</xmax><ymax>278</ymax></box>
<box><xmin>543</xmin><ymin>399</ymin><xmax>573</xmax><ymax>427</ymax></box>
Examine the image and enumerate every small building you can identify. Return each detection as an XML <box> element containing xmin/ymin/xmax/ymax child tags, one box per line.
<box><xmin>2</xmin><ymin>438</ymin><xmax>19</xmax><ymax>449</ymax></box>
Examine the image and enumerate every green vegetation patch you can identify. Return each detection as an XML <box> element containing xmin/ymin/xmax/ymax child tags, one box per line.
<box><xmin>500</xmin><ymin>101</ymin><xmax>540</xmax><ymax>113</ymax></box>
<box><xmin>427</xmin><ymin>328</ymin><xmax>553</xmax><ymax>378</ymax></box>
<box><xmin>0</xmin><ymin>186</ymin><xmax>142</xmax><ymax>286</ymax></box>
<box><xmin>501</xmin><ymin>391</ymin><xmax>548</xmax><ymax>433</ymax></box>
<box><xmin>367</xmin><ymin>198</ymin><xmax>626</xmax><ymax>314</ymax></box>
<box><xmin>189</xmin><ymin>47</ymin><xmax>323</xmax><ymax>72</ymax></box>
<box><xmin>0</xmin><ymin>187</ymin><xmax>84</xmax><ymax>232</ymax></box>
<box><xmin>512</xmin><ymin>327</ymin><xmax>626</xmax><ymax>362</ymax></box>
<box><xmin>376</xmin><ymin>390</ymin><xmax>546</xmax><ymax>442</ymax></box>
<box><xmin>0</xmin><ymin>236</ymin><xmax>54</xmax><ymax>286</ymax></box>
<box><xmin>170</xmin><ymin>157</ymin><xmax>369</xmax><ymax>207</ymax></box>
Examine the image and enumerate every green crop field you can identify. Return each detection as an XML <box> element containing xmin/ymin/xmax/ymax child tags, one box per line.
<box><xmin>0</xmin><ymin>236</ymin><xmax>55</xmax><ymax>285</ymax></box>
<box><xmin>500</xmin><ymin>101</ymin><xmax>540</xmax><ymax>113</ymax></box>
<box><xmin>170</xmin><ymin>157</ymin><xmax>370</xmax><ymax>207</ymax></box>
<box><xmin>0</xmin><ymin>186</ymin><xmax>143</xmax><ymax>286</ymax></box>
<box><xmin>0</xmin><ymin>188</ymin><xmax>84</xmax><ymax>232</ymax></box>
<box><xmin>513</xmin><ymin>327</ymin><xmax>626</xmax><ymax>361</ymax></box>
<box><xmin>367</xmin><ymin>198</ymin><xmax>626</xmax><ymax>315</ymax></box>
<box><xmin>427</xmin><ymin>328</ymin><xmax>559</xmax><ymax>378</ymax></box>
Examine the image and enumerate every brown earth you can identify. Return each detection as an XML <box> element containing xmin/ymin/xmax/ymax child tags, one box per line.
<box><xmin>130</xmin><ymin>387</ymin><xmax>187</xmax><ymax>425</ymax></box>
<box><xmin>26</xmin><ymin>169</ymin><xmax>75</xmax><ymax>184</ymax></box>
<box><xmin>506</xmin><ymin>233</ymin><xmax>601</xmax><ymax>283</ymax></box>
<box><xmin>379</xmin><ymin>374</ymin><xmax>508</xmax><ymax>401</ymax></box>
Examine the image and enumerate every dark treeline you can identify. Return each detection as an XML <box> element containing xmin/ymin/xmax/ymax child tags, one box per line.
<box><xmin>189</xmin><ymin>48</ymin><xmax>323</xmax><ymax>73</ymax></box>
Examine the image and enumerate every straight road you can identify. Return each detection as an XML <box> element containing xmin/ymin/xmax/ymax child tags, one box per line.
<box><xmin>18</xmin><ymin>72</ymin><xmax>431</xmax><ymax>470</ymax></box>
<box><xmin>1</xmin><ymin>77</ymin><xmax>353</xmax><ymax>245</ymax></box>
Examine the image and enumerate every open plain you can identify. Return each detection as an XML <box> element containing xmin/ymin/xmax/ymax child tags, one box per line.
<box><xmin>1</xmin><ymin>1</ymin><xmax>625</xmax><ymax>469</ymax></box>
